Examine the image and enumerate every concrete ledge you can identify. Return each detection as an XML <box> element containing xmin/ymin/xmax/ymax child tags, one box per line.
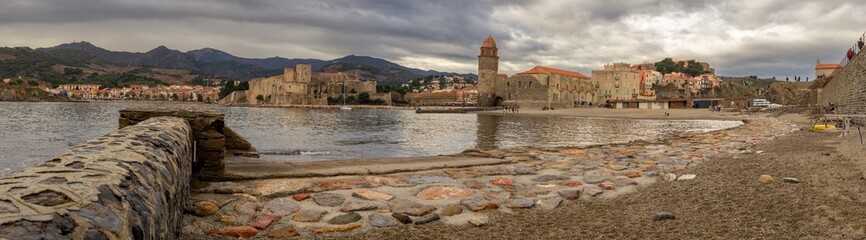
<box><xmin>221</xmin><ymin>156</ymin><xmax>511</xmax><ymax>180</ymax></box>
<box><xmin>0</xmin><ymin>117</ymin><xmax>193</xmax><ymax>239</ymax></box>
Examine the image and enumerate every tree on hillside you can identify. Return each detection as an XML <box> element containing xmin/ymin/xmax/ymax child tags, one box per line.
<box><xmin>655</xmin><ymin>58</ymin><xmax>676</xmax><ymax>74</ymax></box>
<box><xmin>683</xmin><ymin>60</ymin><xmax>705</xmax><ymax>77</ymax></box>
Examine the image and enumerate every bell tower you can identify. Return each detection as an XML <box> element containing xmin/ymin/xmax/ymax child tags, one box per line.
<box><xmin>477</xmin><ymin>35</ymin><xmax>499</xmax><ymax>106</ymax></box>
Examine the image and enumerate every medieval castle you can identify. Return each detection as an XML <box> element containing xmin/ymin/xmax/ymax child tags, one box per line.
<box><xmin>219</xmin><ymin>65</ymin><xmax>389</xmax><ymax>106</ymax></box>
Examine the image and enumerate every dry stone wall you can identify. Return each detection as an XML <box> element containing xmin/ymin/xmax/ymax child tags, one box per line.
<box><xmin>0</xmin><ymin>117</ymin><xmax>193</xmax><ymax>239</ymax></box>
<box><xmin>119</xmin><ymin>107</ymin><xmax>258</xmax><ymax>179</ymax></box>
<box><xmin>819</xmin><ymin>49</ymin><xmax>866</xmax><ymax>114</ymax></box>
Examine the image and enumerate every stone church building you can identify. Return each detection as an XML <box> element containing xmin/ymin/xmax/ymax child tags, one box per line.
<box><xmin>477</xmin><ymin>36</ymin><xmax>595</xmax><ymax>109</ymax></box>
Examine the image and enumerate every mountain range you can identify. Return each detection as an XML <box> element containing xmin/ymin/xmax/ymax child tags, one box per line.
<box><xmin>33</xmin><ymin>42</ymin><xmax>475</xmax><ymax>83</ymax></box>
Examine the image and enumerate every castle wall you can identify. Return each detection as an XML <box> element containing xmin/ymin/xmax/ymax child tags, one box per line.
<box><xmin>819</xmin><ymin>51</ymin><xmax>866</xmax><ymax>114</ymax></box>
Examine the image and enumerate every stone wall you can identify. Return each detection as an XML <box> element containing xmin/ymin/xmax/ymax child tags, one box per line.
<box><xmin>819</xmin><ymin>49</ymin><xmax>866</xmax><ymax>114</ymax></box>
<box><xmin>0</xmin><ymin>117</ymin><xmax>193</xmax><ymax>239</ymax></box>
<box><xmin>119</xmin><ymin>107</ymin><xmax>258</xmax><ymax>179</ymax></box>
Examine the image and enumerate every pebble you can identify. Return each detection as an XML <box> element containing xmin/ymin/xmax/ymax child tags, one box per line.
<box><xmin>292</xmin><ymin>193</ymin><xmax>310</xmax><ymax>201</ymax></box>
<box><xmin>414</xmin><ymin>213</ymin><xmax>440</xmax><ymax>225</ymax></box>
<box><xmin>599</xmin><ymin>182</ymin><xmax>616</xmax><ymax>190</ymax></box>
<box><xmin>663</xmin><ymin>173</ymin><xmax>677</xmax><ymax>181</ymax></box>
<box><xmin>563</xmin><ymin>181</ymin><xmax>583</xmax><ymax>187</ymax></box>
<box><xmin>532</xmin><ymin>175</ymin><xmax>570</xmax><ymax>182</ymax></box>
<box><xmin>312</xmin><ymin>223</ymin><xmax>361</xmax><ymax>233</ymax></box>
<box><xmin>582</xmin><ymin>186</ymin><xmax>604</xmax><ymax>197</ymax></box>
<box><xmin>506</xmin><ymin>198</ymin><xmax>536</xmax><ymax>209</ymax></box>
<box><xmin>369</xmin><ymin>213</ymin><xmax>399</xmax><ymax>227</ymax></box>
<box><xmin>557</xmin><ymin>189</ymin><xmax>581</xmax><ymax>200</ymax></box>
<box><xmin>583</xmin><ymin>176</ymin><xmax>606</xmax><ymax>184</ymax></box>
<box><xmin>292</xmin><ymin>209</ymin><xmax>325</xmax><ymax>222</ymax></box>
<box><xmin>313</xmin><ymin>193</ymin><xmax>345</xmax><ymax>207</ymax></box>
<box><xmin>193</xmin><ymin>201</ymin><xmax>219</xmax><ymax>217</ymax></box>
<box><xmin>217</xmin><ymin>215</ymin><xmax>237</xmax><ymax>224</ymax></box>
<box><xmin>513</xmin><ymin>165</ymin><xmax>537</xmax><ymax>175</ymax></box>
<box><xmin>388</xmin><ymin>199</ymin><xmax>436</xmax><ymax>216</ymax></box>
<box><xmin>233</xmin><ymin>202</ymin><xmax>257</xmax><ymax>215</ymax></box>
<box><xmin>391</xmin><ymin>213</ymin><xmax>412</xmax><ymax>224</ymax></box>
<box><xmin>339</xmin><ymin>201</ymin><xmax>378</xmax><ymax>212</ymax></box>
<box><xmin>469</xmin><ymin>218</ymin><xmax>487</xmax><ymax>227</ymax></box>
<box><xmin>416</xmin><ymin>186</ymin><xmax>473</xmax><ymax>200</ymax></box>
<box><xmin>352</xmin><ymin>189</ymin><xmax>394</xmax><ymax>201</ymax></box>
<box><xmin>265</xmin><ymin>198</ymin><xmax>299</xmax><ymax>216</ymax></box>
<box><xmin>677</xmin><ymin>174</ymin><xmax>696</xmax><ymax>181</ymax></box>
<box><xmin>327</xmin><ymin>212</ymin><xmax>362</xmax><ymax>225</ymax></box>
<box><xmin>460</xmin><ymin>198</ymin><xmax>499</xmax><ymax>212</ymax></box>
<box><xmin>440</xmin><ymin>204</ymin><xmax>463</xmax><ymax>216</ymax></box>
<box><xmin>408</xmin><ymin>175</ymin><xmax>454</xmax><ymax>185</ymax></box>
<box><xmin>247</xmin><ymin>215</ymin><xmax>275</xmax><ymax>230</ymax></box>
<box><xmin>489</xmin><ymin>177</ymin><xmax>515</xmax><ymax>187</ymax></box>
<box><xmin>653</xmin><ymin>212</ymin><xmax>676</xmax><ymax>221</ymax></box>
<box><xmin>267</xmin><ymin>225</ymin><xmax>299</xmax><ymax>238</ymax></box>
<box><xmin>643</xmin><ymin>171</ymin><xmax>660</xmax><ymax>177</ymax></box>
<box><xmin>463</xmin><ymin>180</ymin><xmax>486</xmax><ymax>189</ymax></box>
<box><xmin>759</xmin><ymin>175</ymin><xmax>775</xmax><ymax>184</ymax></box>
<box><xmin>783</xmin><ymin>177</ymin><xmax>800</xmax><ymax>183</ymax></box>
<box><xmin>537</xmin><ymin>197</ymin><xmax>563</xmax><ymax>209</ymax></box>
<box><xmin>613</xmin><ymin>178</ymin><xmax>637</xmax><ymax>187</ymax></box>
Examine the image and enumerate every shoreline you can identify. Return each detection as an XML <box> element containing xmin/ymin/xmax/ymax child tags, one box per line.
<box><xmin>476</xmin><ymin>107</ymin><xmax>754</xmax><ymax>121</ymax></box>
<box><xmin>182</xmin><ymin>114</ymin><xmax>796</xmax><ymax>239</ymax></box>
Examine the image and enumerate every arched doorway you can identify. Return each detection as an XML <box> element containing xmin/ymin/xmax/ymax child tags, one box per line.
<box><xmin>494</xmin><ymin>96</ymin><xmax>504</xmax><ymax>106</ymax></box>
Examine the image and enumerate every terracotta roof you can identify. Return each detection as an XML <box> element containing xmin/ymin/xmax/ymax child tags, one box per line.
<box><xmin>815</xmin><ymin>63</ymin><xmax>842</xmax><ymax>70</ymax></box>
<box><xmin>481</xmin><ymin>35</ymin><xmax>497</xmax><ymax>48</ymax></box>
<box><xmin>516</xmin><ymin>66</ymin><xmax>590</xmax><ymax>79</ymax></box>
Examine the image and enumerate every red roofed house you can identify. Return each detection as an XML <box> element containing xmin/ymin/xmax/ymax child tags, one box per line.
<box><xmin>815</xmin><ymin>59</ymin><xmax>841</xmax><ymax>79</ymax></box>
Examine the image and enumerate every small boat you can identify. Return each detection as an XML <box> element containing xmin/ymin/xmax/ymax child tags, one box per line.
<box><xmin>339</xmin><ymin>80</ymin><xmax>351</xmax><ymax>110</ymax></box>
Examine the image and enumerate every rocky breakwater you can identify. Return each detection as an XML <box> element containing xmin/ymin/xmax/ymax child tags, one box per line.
<box><xmin>182</xmin><ymin>117</ymin><xmax>799</xmax><ymax>239</ymax></box>
<box><xmin>120</xmin><ymin>107</ymin><xmax>258</xmax><ymax>179</ymax></box>
<box><xmin>0</xmin><ymin>117</ymin><xmax>193</xmax><ymax>239</ymax></box>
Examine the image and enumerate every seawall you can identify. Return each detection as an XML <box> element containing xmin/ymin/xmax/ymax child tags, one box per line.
<box><xmin>0</xmin><ymin>117</ymin><xmax>193</xmax><ymax>239</ymax></box>
<box><xmin>819</xmin><ymin>43</ymin><xmax>866</xmax><ymax>114</ymax></box>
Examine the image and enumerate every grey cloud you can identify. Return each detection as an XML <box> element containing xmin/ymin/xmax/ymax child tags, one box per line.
<box><xmin>0</xmin><ymin>0</ymin><xmax>864</xmax><ymax>78</ymax></box>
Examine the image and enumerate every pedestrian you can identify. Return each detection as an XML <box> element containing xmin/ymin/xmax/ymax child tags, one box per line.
<box><xmin>859</xmin><ymin>39</ymin><xmax>864</xmax><ymax>50</ymax></box>
<box><xmin>848</xmin><ymin>48</ymin><xmax>854</xmax><ymax>60</ymax></box>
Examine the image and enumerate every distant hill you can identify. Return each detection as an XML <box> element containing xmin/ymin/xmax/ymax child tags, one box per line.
<box><xmin>31</xmin><ymin>42</ymin><xmax>474</xmax><ymax>83</ymax></box>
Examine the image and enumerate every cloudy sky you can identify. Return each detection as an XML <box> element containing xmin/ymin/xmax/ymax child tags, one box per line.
<box><xmin>1</xmin><ymin>0</ymin><xmax>865</xmax><ymax>79</ymax></box>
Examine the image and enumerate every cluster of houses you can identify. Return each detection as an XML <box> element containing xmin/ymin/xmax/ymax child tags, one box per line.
<box><xmin>50</xmin><ymin>84</ymin><xmax>220</xmax><ymax>102</ymax></box>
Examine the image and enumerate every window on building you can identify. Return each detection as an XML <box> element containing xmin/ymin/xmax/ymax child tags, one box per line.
<box><xmin>528</xmin><ymin>81</ymin><xmax>532</xmax><ymax>88</ymax></box>
<box><xmin>507</xmin><ymin>82</ymin><xmax>510</xmax><ymax>86</ymax></box>
<box><xmin>616</xmin><ymin>89</ymin><xmax>619</xmax><ymax>94</ymax></box>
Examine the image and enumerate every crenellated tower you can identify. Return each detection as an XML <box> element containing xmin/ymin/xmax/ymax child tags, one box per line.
<box><xmin>478</xmin><ymin>35</ymin><xmax>499</xmax><ymax>106</ymax></box>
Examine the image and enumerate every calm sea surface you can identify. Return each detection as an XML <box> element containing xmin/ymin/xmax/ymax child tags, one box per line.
<box><xmin>0</xmin><ymin>101</ymin><xmax>742</xmax><ymax>175</ymax></box>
